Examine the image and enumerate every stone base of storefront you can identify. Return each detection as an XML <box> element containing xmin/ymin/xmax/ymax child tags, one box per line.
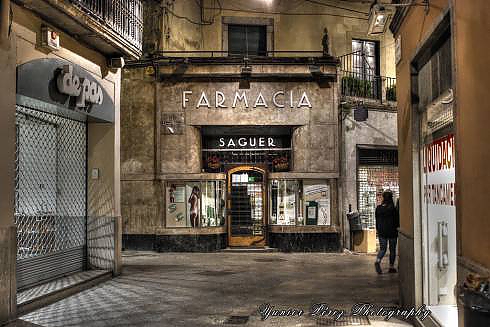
<box><xmin>122</xmin><ymin>233</ymin><xmax>228</xmax><ymax>252</ymax></box>
<box><xmin>156</xmin><ymin>234</ymin><xmax>228</xmax><ymax>252</ymax></box>
<box><xmin>268</xmin><ymin>232</ymin><xmax>341</xmax><ymax>252</ymax></box>
<box><xmin>122</xmin><ymin>234</ymin><xmax>158</xmax><ymax>251</ymax></box>
<box><xmin>123</xmin><ymin>227</ymin><xmax>342</xmax><ymax>253</ymax></box>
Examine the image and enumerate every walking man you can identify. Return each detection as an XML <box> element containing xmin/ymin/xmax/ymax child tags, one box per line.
<box><xmin>375</xmin><ymin>190</ymin><xmax>399</xmax><ymax>274</ymax></box>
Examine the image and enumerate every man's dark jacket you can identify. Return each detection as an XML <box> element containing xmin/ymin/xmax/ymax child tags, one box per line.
<box><xmin>375</xmin><ymin>203</ymin><xmax>399</xmax><ymax>238</ymax></box>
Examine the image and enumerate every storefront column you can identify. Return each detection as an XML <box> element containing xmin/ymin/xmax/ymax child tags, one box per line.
<box><xmin>86</xmin><ymin>69</ymin><xmax>122</xmax><ymax>276</ymax></box>
<box><xmin>0</xmin><ymin>25</ymin><xmax>17</xmax><ymax>323</ymax></box>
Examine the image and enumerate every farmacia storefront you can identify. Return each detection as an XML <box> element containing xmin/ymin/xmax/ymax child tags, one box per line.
<box><xmin>121</xmin><ymin>56</ymin><xmax>342</xmax><ymax>251</ymax></box>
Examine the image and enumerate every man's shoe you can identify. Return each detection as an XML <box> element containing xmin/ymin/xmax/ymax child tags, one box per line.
<box><xmin>388</xmin><ymin>267</ymin><xmax>397</xmax><ymax>273</ymax></box>
<box><xmin>375</xmin><ymin>262</ymin><xmax>382</xmax><ymax>274</ymax></box>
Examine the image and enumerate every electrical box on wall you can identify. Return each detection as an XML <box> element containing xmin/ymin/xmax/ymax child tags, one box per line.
<box><xmin>41</xmin><ymin>26</ymin><xmax>60</xmax><ymax>51</ymax></box>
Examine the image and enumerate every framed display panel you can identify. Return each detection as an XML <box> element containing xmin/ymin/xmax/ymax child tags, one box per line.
<box><xmin>303</xmin><ymin>180</ymin><xmax>331</xmax><ymax>226</ymax></box>
<box><xmin>269</xmin><ymin>180</ymin><xmax>300</xmax><ymax>225</ymax></box>
<box><xmin>269</xmin><ymin>179</ymin><xmax>331</xmax><ymax>226</ymax></box>
<box><xmin>165</xmin><ymin>181</ymin><xmax>226</xmax><ymax>228</ymax></box>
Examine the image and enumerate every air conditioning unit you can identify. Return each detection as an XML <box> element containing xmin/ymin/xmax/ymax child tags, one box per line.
<box><xmin>41</xmin><ymin>26</ymin><xmax>60</xmax><ymax>51</ymax></box>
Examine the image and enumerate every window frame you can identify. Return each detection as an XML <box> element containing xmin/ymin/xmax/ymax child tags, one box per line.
<box><xmin>351</xmin><ymin>39</ymin><xmax>381</xmax><ymax>79</ymax></box>
<box><xmin>268</xmin><ymin>179</ymin><xmax>332</xmax><ymax>226</ymax></box>
<box><xmin>222</xmin><ymin>16</ymin><xmax>274</xmax><ymax>56</ymax></box>
<box><xmin>165</xmin><ymin>180</ymin><xmax>226</xmax><ymax>229</ymax></box>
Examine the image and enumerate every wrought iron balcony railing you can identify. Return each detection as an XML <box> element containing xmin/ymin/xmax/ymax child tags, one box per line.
<box><xmin>71</xmin><ymin>0</ymin><xmax>143</xmax><ymax>53</ymax></box>
<box><xmin>339</xmin><ymin>51</ymin><xmax>397</xmax><ymax>103</ymax></box>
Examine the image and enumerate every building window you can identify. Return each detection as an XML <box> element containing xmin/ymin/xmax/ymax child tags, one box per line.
<box><xmin>166</xmin><ymin>181</ymin><xmax>226</xmax><ymax>228</ymax></box>
<box><xmin>303</xmin><ymin>180</ymin><xmax>331</xmax><ymax>226</ymax></box>
<box><xmin>228</xmin><ymin>24</ymin><xmax>267</xmax><ymax>56</ymax></box>
<box><xmin>269</xmin><ymin>179</ymin><xmax>331</xmax><ymax>226</ymax></box>
<box><xmin>357</xmin><ymin>148</ymin><xmax>399</xmax><ymax>229</ymax></box>
<box><xmin>352</xmin><ymin>39</ymin><xmax>380</xmax><ymax>79</ymax></box>
<box><xmin>270</xmin><ymin>180</ymin><xmax>299</xmax><ymax>225</ymax></box>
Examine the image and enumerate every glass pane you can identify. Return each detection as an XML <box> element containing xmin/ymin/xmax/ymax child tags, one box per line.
<box><xmin>228</xmin><ymin>24</ymin><xmax>267</xmax><ymax>56</ymax></box>
<box><xmin>228</xmin><ymin>25</ymin><xmax>247</xmax><ymax>55</ymax></box>
<box><xmin>201</xmin><ymin>181</ymin><xmax>216</xmax><ymax>227</ymax></box>
<box><xmin>364</xmin><ymin>41</ymin><xmax>376</xmax><ymax>56</ymax></box>
<box><xmin>352</xmin><ymin>40</ymin><xmax>362</xmax><ymax>53</ymax></box>
<box><xmin>166</xmin><ymin>183</ymin><xmax>188</xmax><ymax>227</ymax></box>
<box><xmin>366</xmin><ymin>57</ymin><xmax>376</xmax><ymax>74</ymax></box>
<box><xmin>200</xmin><ymin>181</ymin><xmax>226</xmax><ymax>227</ymax></box>
<box><xmin>303</xmin><ymin>180</ymin><xmax>331</xmax><ymax>226</ymax></box>
<box><xmin>269</xmin><ymin>180</ymin><xmax>298</xmax><ymax>225</ymax></box>
<box><xmin>186</xmin><ymin>182</ymin><xmax>201</xmax><ymax>228</ymax></box>
<box><xmin>230</xmin><ymin>171</ymin><xmax>264</xmax><ymax>235</ymax></box>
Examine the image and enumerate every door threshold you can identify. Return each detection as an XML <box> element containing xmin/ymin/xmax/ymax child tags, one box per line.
<box><xmin>222</xmin><ymin>247</ymin><xmax>278</xmax><ymax>253</ymax></box>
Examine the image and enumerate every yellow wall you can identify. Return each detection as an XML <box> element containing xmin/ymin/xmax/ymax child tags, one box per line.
<box><xmin>161</xmin><ymin>0</ymin><xmax>396</xmax><ymax>77</ymax></box>
<box><xmin>162</xmin><ymin>0</ymin><xmax>203</xmax><ymax>51</ymax></box>
<box><xmin>393</xmin><ymin>0</ymin><xmax>450</xmax><ymax>237</ymax></box>
<box><xmin>453</xmin><ymin>0</ymin><xmax>490</xmax><ymax>269</ymax></box>
<box><xmin>395</xmin><ymin>0</ymin><xmax>490</xmax><ymax>270</ymax></box>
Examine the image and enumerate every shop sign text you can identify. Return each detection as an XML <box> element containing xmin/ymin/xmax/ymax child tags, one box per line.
<box><xmin>219</xmin><ymin>137</ymin><xmax>276</xmax><ymax>148</ymax></box>
<box><xmin>57</xmin><ymin>64</ymin><xmax>104</xmax><ymax>108</ymax></box>
<box><xmin>182</xmin><ymin>90</ymin><xmax>312</xmax><ymax>109</ymax></box>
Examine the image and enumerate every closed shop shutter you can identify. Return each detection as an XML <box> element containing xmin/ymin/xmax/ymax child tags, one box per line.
<box><xmin>15</xmin><ymin>105</ymin><xmax>87</xmax><ymax>290</ymax></box>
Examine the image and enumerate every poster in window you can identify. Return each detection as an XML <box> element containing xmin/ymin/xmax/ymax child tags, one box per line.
<box><xmin>304</xmin><ymin>181</ymin><xmax>330</xmax><ymax>225</ymax></box>
<box><xmin>166</xmin><ymin>184</ymin><xmax>187</xmax><ymax>227</ymax></box>
<box><xmin>186</xmin><ymin>183</ymin><xmax>201</xmax><ymax>228</ymax></box>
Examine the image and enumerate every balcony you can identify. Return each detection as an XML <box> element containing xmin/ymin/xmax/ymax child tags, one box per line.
<box><xmin>15</xmin><ymin>0</ymin><xmax>143</xmax><ymax>59</ymax></box>
<box><xmin>339</xmin><ymin>51</ymin><xmax>396</xmax><ymax>105</ymax></box>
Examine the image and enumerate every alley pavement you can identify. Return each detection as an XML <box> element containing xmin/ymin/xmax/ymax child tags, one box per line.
<box><xmin>16</xmin><ymin>251</ymin><xmax>412</xmax><ymax>326</ymax></box>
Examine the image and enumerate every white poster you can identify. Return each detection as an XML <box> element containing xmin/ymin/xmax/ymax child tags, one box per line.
<box><xmin>304</xmin><ymin>182</ymin><xmax>331</xmax><ymax>225</ymax></box>
<box><xmin>422</xmin><ymin>134</ymin><xmax>457</xmax><ymax>305</ymax></box>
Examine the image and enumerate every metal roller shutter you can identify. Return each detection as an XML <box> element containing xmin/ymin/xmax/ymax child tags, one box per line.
<box><xmin>15</xmin><ymin>105</ymin><xmax>87</xmax><ymax>290</ymax></box>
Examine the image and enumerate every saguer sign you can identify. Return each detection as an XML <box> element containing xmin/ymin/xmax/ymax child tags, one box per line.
<box><xmin>182</xmin><ymin>90</ymin><xmax>312</xmax><ymax>109</ymax></box>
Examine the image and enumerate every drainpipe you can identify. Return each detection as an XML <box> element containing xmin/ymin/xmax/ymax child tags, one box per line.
<box><xmin>0</xmin><ymin>0</ymin><xmax>10</xmax><ymax>50</ymax></box>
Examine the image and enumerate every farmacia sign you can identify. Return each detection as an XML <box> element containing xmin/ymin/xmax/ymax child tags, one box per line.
<box><xmin>182</xmin><ymin>90</ymin><xmax>312</xmax><ymax>109</ymax></box>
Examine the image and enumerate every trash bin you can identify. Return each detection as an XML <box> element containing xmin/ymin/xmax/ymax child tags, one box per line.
<box><xmin>460</xmin><ymin>288</ymin><xmax>490</xmax><ymax>327</ymax></box>
<box><xmin>347</xmin><ymin>212</ymin><xmax>362</xmax><ymax>231</ymax></box>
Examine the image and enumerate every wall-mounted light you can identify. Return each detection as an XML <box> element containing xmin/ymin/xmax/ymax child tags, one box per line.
<box><xmin>367</xmin><ymin>1</ymin><xmax>430</xmax><ymax>35</ymax></box>
<box><xmin>367</xmin><ymin>3</ymin><xmax>391</xmax><ymax>35</ymax></box>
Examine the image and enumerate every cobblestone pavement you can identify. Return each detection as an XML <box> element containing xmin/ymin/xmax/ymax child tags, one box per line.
<box><xmin>17</xmin><ymin>251</ymin><xmax>413</xmax><ymax>326</ymax></box>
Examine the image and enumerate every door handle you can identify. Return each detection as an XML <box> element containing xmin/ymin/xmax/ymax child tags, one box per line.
<box><xmin>437</xmin><ymin>221</ymin><xmax>449</xmax><ymax>270</ymax></box>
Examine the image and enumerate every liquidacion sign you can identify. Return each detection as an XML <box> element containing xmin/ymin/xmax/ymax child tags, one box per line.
<box><xmin>182</xmin><ymin>90</ymin><xmax>312</xmax><ymax>109</ymax></box>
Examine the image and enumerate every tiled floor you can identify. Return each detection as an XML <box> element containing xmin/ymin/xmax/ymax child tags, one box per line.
<box><xmin>17</xmin><ymin>270</ymin><xmax>110</xmax><ymax>306</ymax></box>
<box><xmin>15</xmin><ymin>252</ymin><xmax>413</xmax><ymax>326</ymax></box>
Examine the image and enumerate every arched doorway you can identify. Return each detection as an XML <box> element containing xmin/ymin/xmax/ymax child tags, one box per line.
<box><xmin>227</xmin><ymin>166</ymin><xmax>266</xmax><ymax>247</ymax></box>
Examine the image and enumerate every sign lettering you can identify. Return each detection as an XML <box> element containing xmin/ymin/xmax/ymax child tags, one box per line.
<box><xmin>57</xmin><ymin>64</ymin><xmax>104</xmax><ymax>108</ymax></box>
<box><xmin>182</xmin><ymin>90</ymin><xmax>312</xmax><ymax>109</ymax></box>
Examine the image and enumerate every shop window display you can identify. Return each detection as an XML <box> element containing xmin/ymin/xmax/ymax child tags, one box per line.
<box><xmin>269</xmin><ymin>180</ymin><xmax>300</xmax><ymax>225</ymax></box>
<box><xmin>166</xmin><ymin>181</ymin><xmax>225</xmax><ymax>228</ymax></box>
<box><xmin>269</xmin><ymin>179</ymin><xmax>331</xmax><ymax>226</ymax></box>
<box><xmin>303</xmin><ymin>180</ymin><xmax>331</xmax><ymax>226</ymax></box>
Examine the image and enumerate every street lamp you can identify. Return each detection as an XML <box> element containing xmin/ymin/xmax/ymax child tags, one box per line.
<box><xmin>367</xmin><ymin>1</ymin><xmax>430</xmax><ymax>35</ymax></box>
<box><xmin>367</xmin><ymin>3</ymin><xmax>390</xmax><ymax>35</ymax></box>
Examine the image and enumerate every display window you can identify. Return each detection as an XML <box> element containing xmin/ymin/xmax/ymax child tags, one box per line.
<box><xmin>166</xmin><ymin>181</ymin><xmax>226</xmax><ymax>228</ymax></box>
<box><xmin>269</xmin><ymin>179</ymin><xmax>331</xmax><ymax>226</ymax></box>
<box><xmin>269</xmin><ymin>180</ymin><xmax>299</xmax><ymax>225</ymax></box>
<box><xmin>303</xmin><ymin>180</ymin><xmax>331</xmax><ymax>226</ymax></box>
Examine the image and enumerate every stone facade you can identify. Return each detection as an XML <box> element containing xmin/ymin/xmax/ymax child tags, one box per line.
<box><xmin>121</xmin><ymin>58</ymin><xmax>343</xmax><ymax>251</ymax></box>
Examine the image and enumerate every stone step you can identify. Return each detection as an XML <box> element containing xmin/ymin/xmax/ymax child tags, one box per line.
<box><xmin>17</xmin><ymin>269</ymin><xmax>112</xmax><ymax>316</ymax></box>
<box><xmin>221</xmin><ymin>247</ymin><xmax>278</xmax><ymax>253</ymax></box>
